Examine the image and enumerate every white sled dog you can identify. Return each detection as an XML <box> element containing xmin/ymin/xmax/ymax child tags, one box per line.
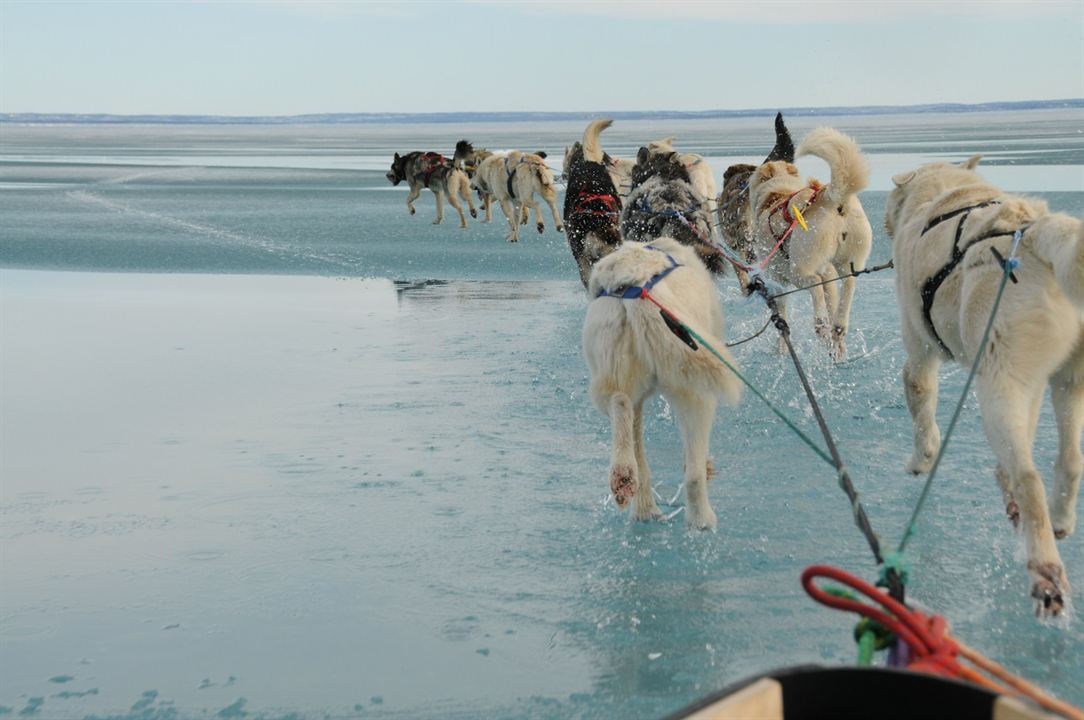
<box><xmin>746</xmin><ymin>127</ymin><xmax>873</xmax><ymax>359</ymax></box>
<box><xmin>583</xmin><ymin>237</ymin><xmax>742</xmax><ymax>530</ymax></box>
<box><xmin>471</xmin><ymin>151</ymin><xmax>564</xmax><ymax>242</ymax></box>
<box><xmin>886</xmin><ymin>156</ymin><xmax>1084</xmax><ymax>617</ymax></box>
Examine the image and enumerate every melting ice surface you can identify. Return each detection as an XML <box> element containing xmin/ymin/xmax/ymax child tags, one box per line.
<box><xmin>0</xmin><ymin>109</ymin><xmax>1082</xmax><ymax>718</ymax></box>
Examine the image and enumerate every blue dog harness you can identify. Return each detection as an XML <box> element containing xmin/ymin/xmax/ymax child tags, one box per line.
<box><xmin>595</xmin><ymin>246</ymin><xmax>681</xmax><ymax>299</ymax></box>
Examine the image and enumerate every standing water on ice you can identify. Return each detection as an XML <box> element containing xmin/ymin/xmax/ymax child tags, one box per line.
<box><xmin>1</xmin><ymin>109</ymin><xmax>1083</xmax><ymax>718</ymax></box>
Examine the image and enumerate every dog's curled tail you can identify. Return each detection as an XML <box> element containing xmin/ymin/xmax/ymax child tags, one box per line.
<box><xmin>583</xmin><ymin>119</ymin><xmax>613</xmax><ymax>163</ymax></box>
<box><xmin>1031</xmin><ymin>214</ymin><xmax>1084</xmax><ymax>310</ymax></box>
<box><xmin>796</xmin><ymin>128</ymin><xmax>869</xmax><ymax>206</ymax></box>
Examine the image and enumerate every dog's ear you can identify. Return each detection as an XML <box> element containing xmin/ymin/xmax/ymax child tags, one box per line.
<box><xmin>755</xmin><ymin>163</ymin><xmax>777</xmax><ymax>182</ymax></box>
<box><xmin>535</xmin><ymin>151</ymin><xmax>547</xmax><ymax>159</ymax></box>
<box><xmin>961</xmin><ymin>155</ymin><xmax>982</xmax><ymax>170</ymax></box>
<box><xmin>891</xmin><ymin>170</ymin><xmax>916</xmax><ymax>187</ymax></box>
<box><xmin>394</xmin><ymin>152</ymin><xmax>400</xmax><ymax>161</ymax></box>
<box><xmin>636</xmin><ymin>147</ymin><xmax>650</xmax><ymax>165</ymax></box>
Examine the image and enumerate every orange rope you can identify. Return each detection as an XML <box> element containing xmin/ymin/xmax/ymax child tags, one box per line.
<box><xmin>954</xmin><ymin>636</ymin><xmax>1084</xmax><ymax>720</ymax></box>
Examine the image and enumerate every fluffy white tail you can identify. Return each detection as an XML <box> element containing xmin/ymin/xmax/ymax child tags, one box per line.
<box><xmin>583</xmin><ymin>119</ymin><xmax>613</xmax><ymax>163</ymax></box>
<box><xmin>796</xmin><ymin>128</ymin><xmax>870</xmax><ymax>206</ymax></box>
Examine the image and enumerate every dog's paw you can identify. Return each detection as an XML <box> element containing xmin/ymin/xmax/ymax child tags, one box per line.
<box><xmin>686</xmin><ymin>506</ymin><xmax>717</xmax><ymax>531</ymax></box>
<box><xmin>1006</xmin><ymin>500</ymin><xmax>1021</xmax><ymax>529</ymax></box>
<box><xmin>1051</xmin><ymin>502</ymin><xmax>1077</xmax><ymax>540</ymax></box>
<box><xmin>536</xmin><ymin>222</ymin><xmax>545</xmax><ymax>235</ymax></box>
<box><xmin>431</xmin><ymin>219</ymin><xmax>441</xmax><ymax>225</ymax></box>
<box><xmin>469</xmin><ymin>208</ymin><xmax>478</xmax><ymax>218</ymax></box>
<box><xmin>556</xmin><ymin>224</ymin><xmax>565</xmax><ymax>234</ymax></box>
<box><xmin>1029</xmin><ymin>562</ymin><xmax>1070</xmax><ymax>618</ymax></box>
<box><xmin>906</xmin><ymin>453</ymin><xmax>934</xmax><ymax>475</ymax></box>
<box><xmin>610</xmin><ymin>465</ymin><xmax>636</xmax><ymax>508</ymax></box>
<box><xmin>409</xmin><ymin>207</ymin><xmax>416</xmax><ymax>216</ymax></box>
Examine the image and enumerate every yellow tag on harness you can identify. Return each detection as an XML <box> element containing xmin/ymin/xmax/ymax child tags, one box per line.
<box><xmin>792</xmin><ymin>204</ymin><xmax>808</xmax><ymax>231</ymax></box>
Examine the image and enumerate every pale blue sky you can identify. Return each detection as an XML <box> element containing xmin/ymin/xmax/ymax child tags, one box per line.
<box><xmin>1</xmin><ymin>0</ymin><xmax>1082</xmax><ymax>115</ymax></box>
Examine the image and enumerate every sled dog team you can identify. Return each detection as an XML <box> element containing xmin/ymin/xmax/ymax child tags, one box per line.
<box><xmin>388</xmin><ymin>117</ymin><xmax>1084</xmax><ymax>618</ymax></box>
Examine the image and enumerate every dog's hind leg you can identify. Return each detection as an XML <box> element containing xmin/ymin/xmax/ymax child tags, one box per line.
<box><xmin>671</xmin><ymin>389</ymin><xmax>718</xmax><ymax>530</ymax></box>
<box><xmin>832</xmin><ymin>270</ymin><xmax>860</xmax><ymax>362</ymax></box>
<box><xmin>497</xmin><ymin>197</ymin><xmax>519</xmax><ymax>242</ymax></box>
<box><xmin>542</xmin><ymin>185</ymin><xmax>564</xmax><ymax>234</ymax></box>
<box><xmin>525</xmin><ymin>200</ymin><xmax>546</xmax><ymax>234</ymax></box>
<box><xmin>445</xmin><ymin>189</ymin><xmax>468</xmax><ymax>229</ymax></box>
<box><xmin>979</xmin><ymin>375</ymin><xmax>1068</xmax><ymax>617</ymax></box>
<box><xmin>802</xmin><ymin>275</ymin><xmax>834</xmax><ymax>348</ymax></box>
<box><xmin>902</xmin><ymin>329</ymin><xmax>942</xmax><ymax>475</ymax></box>
<box><xmin>1050</xmin><ymin>368</ymin><xmax>1084</xmax><ymax>539</ymax></box>
<box><xmin>631</xmin><ymin>399</ymin><xmax>663</xmax><ymax>522</ymax></box>
<box><xmin>457</xmin><ymin>179</ymin><xmax>477</xmax><ymax>220</ymax></box>
<box><xmin>431</xmin><ymin>189</ymin><xmax>444</xmax><ymax>225</ymax></box>
<box><xmin>823</xmin><ymin>264</ymin><xmax>841</xmax><ymax>317</ymax></box>
<box><xmin>608</xmin><ymin>393</ymin><xmax>637</xmax><ymax>510</ymax></box>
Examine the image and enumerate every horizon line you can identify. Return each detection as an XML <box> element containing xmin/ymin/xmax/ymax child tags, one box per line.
<box><xmin>2</xmin><ymin>98</ymin><xmax>1082</xmax><ymax>125</ymax></box>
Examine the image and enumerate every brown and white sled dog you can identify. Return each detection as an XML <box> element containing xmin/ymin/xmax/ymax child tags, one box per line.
<box><xmin>562</xmin><ymin>119</ymin><xmax>624</xmax><ymax>287</ymax></box>
<box><xmin>584</xmin><ymin>237</ymin><xmax>742</xmax><ymax>529</ymax></box>
<box><xmin>386</xmin><ymin>151</ymin><xmax>477</xmax><ymax>228</ymax></box>
<box><xmin>746</xmin><ymin>127</ymin><xmax>873</xmax><ymax>359</ymax></box>
<box><xmin>471</xmin><ymin>151</ymin><xmax>563</xmax><ymax>242</ymax></box>
<box><xmin>717</xmin><ymin>113</ymin><xmax>796</xmax><ymax>291</ymax></box>
<box><xmin>885</xmin><ymin>156</ymin><xmax>1084</xmax><ymax>617</ymax></box>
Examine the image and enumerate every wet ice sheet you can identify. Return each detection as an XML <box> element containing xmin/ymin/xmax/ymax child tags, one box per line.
<box><xmin>1</xmin><ymin>269</ymin><xmax>1081</xmax><ymax>718</ymax></box>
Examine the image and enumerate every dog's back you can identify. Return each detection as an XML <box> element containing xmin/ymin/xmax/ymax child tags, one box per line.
<box><xmin>585</xmin><ymin>238</ymin><xmax>741</xmax><ymax>406</ymax></box>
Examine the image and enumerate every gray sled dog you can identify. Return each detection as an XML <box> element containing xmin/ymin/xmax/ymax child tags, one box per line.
<box><xmin>470</xmin><ymin>151</ymin><xmax>563</xmax><ymax>242</ymax></box>
<box><xmin>562</xmin><ymin>119</ymin><xmax>624</xmax><ymax>287</ymax></box>
<box><xmin>645</xmin><ymin>136</ymin><xmax>717</xmax><ymax>225</ymax></box>
<box><xmin>717</xmin><ymin>113</ymin><xmax>795</xmax><ymax>291</ymax></box>
<box><xmin>583</xmin><ymin>237</ymin><xmax>742</xmax><ymax>529</ymax></box>
<box><xmin>386</xmin><ymin>151</ymin><xmax>477</xmax><ymax>228</ymax></box>
<box><xmin>885</xmin><ymin>156</ymin><xmax>1084</xmax><ymax>618</ymax></box>
<box><xmin>746</xmin><ymin>127</ymin><xmax>873</xmax><ymax>359</ymax></box>
<box><xmin>621</xmin><ymin>145</ymin><xmax>726</xmax><ymax>275</ymax></box>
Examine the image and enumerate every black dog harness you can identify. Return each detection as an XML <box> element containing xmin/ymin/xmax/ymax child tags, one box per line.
<box><xmin>504</xmin><ymin>157</ymin><xmax>527</xmax><ymax>199</ymax></box>
<box><xmin>919</xmin><ymin>199</ymin><xmax>1014</xmax><ymax>357</ymax></box>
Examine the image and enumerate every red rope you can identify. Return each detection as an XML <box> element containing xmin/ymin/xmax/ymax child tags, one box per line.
<box><xmin>800</xmin><ymin>564</ymin><xmax>1073</xmax><ymax>704</ymax></box>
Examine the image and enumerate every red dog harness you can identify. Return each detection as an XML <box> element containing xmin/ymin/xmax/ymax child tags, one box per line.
<box><xmin>420</xmin><ymin>152</ymin><xmax>446</xmax><ymax>188</ymax></box>
<box><xmin>571</xmin><ymin>191</ymin><xmax>620</xmax><ymax>218</ymax></box>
